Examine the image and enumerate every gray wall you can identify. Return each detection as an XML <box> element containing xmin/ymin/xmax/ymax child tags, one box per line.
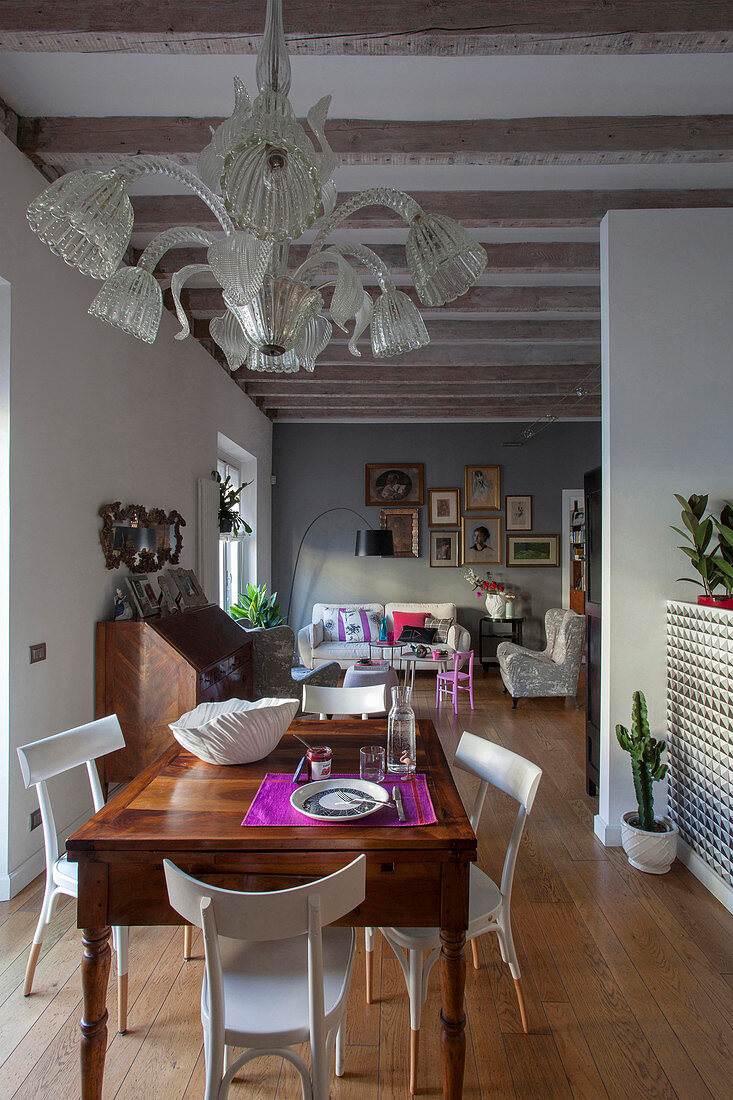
<box><xmin>272</xmin><ymin>421</ymin><xmax>600</xmax><ymax>650</ymax></box>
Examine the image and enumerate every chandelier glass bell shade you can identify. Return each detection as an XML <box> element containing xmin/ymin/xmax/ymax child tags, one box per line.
<box><xmin>406</xmin><ymin>213</ymin><xmax>488</xmax><ymax>307</ymax></box>
<box><xmin>88</xmin><ymin>266</ymin><xmax>162</xmax><ymax>343</ymax></box>
<box><xmin>246</xmin><ymin>347</ymin><xmax>300</xmax><ymax>373</ymax></box>
<box><xmin>221</xmin><ymin>92</ymin><xmax>323</xmax><ymax>242</ymax></box>
<box><xmin>26</xmin><ymin>168</ymin><xmax>133</xmax><ymax>280</ymax></box>
<box><xmin>226</xmin><ymin>275</ymin><xmax>323</xmax><ymax>356</ymax></box>
<box><xmin>370</xmin><ymin>289</ymin><xmax>429</xmax><ymax>358</ymax></box>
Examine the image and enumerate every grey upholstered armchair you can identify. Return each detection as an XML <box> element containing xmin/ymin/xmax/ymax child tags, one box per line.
<box><xmin>497</xmin><ymin>608</ymin><xmax>584</xmax><ymax>709</ymax></box>
<box><xmin>246</xmin><ymin>625</ymin><xmax>340</xmax><ymax>706</ymax></box>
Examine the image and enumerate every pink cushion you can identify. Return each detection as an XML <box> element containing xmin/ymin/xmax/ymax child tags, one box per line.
<box><xmin>392</xmin><ymin>611</ymin><xmax>427</xmax><ymax>640</ymax></box>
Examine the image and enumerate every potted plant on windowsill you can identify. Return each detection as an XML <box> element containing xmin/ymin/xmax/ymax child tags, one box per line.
<box><xmin>616</xmin><ymin>690</ymin><xmax>677</xmax><ymax>874</ymax></box>
<box><xmin>212</xmin><ymin>470</ymin><xmax>253</xmax><ymax>537</ymax></box>
<box><xmin>672</xmin><ymin>493</ymin><xmax>733</xmax><ymax>609</ymax></box>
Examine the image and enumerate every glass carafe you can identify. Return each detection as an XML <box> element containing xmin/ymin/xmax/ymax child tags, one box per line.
<box><xmin>387</xmin><ymin>685</ymin><xmax>416</xmax><ymax>775</ymax></box>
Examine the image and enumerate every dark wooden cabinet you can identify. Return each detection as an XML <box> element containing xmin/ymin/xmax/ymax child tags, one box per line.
<box><xmin>584</xmin><ymin>466</ymin><xmax>602</xmax><ymax>797</ymax></box>
<box><xmin>96</xmin><ymin>605</ymin><xmax>253</xmax><ymax>786</ymax></box>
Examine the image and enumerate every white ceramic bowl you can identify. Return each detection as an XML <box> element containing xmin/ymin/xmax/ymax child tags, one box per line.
<box><xmin>169</xmin><ymin>697</ymin><xmax>299</xmax><ymax>766</ymax></box>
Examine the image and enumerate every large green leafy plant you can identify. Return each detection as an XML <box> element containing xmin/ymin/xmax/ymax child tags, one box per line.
<box><xmin>671</xmin><ymin>493</ymin><xmax>732</xmax><ymax>597</ymax></box>
<box><xmin>212</xmin><ymin>469</ymin><xmax>252</xmax><ymax>536</ymax></box>
<box><xmin>230</xmin><ymin>583</ymin><xmax>284</xmax><ymax>628</ymax></box>
<box><xmin>615</xmin><ymin>690</ymin><xmax>668</xmax><ymax>832</ymax></box>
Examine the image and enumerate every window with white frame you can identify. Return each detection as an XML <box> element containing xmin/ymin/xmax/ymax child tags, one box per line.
<box><xmin>218</xmin><ymin>457</ymin><xmax>243</xmax><ymax>613</ymax></box>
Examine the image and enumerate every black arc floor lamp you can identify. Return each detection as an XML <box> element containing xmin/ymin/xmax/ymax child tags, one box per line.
<box><xmin>285</xmin><ymin>507</ymin><xmax>394</xmax><ymax>622</ymax></box>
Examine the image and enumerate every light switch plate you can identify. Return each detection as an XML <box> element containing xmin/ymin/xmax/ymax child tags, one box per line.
<box><xmin>30</xmin><ymin>642</ymin><xmax>46</xmax><ymax>664</ymax></box>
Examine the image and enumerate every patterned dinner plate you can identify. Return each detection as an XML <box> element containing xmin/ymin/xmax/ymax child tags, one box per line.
<box><xmin>290</xmin><ymin>779</ymin><xmax>390</xmax><ymax>821</ymax></box>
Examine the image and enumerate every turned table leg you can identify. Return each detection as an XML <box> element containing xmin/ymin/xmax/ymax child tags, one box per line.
<box><xmin>439</xmin><ymin>927</ymin><xmax>467</xmax><ymax>1100</ymax></box>
<box><xmin>81</xmin><ymin>926</ymin><xmax>111</xmax><ymax>1100</ymax></box>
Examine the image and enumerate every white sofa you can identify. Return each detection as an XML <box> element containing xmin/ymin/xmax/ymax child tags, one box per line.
<box><xmin>297</xmin><ymin>602</ymin><xmax>471</xmax><ymax>670</ymax></box>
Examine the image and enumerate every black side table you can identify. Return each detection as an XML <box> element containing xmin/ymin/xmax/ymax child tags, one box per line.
<box><xmin>479</xmin><ymin>617</ymin><xmax>524</xmax><ymax>671</ymax></box>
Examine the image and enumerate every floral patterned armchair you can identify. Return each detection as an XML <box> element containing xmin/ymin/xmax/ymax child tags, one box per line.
<box><xmin>497</xmin><ymin>608</ymin><xmax>584</xmax><ymax>709</ymax></box>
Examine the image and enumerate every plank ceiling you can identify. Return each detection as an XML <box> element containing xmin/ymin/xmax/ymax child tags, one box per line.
<box><xmin>1</xmin><ymin>2</ymin><xmax>732</xmax><ymax>423</ymax></box>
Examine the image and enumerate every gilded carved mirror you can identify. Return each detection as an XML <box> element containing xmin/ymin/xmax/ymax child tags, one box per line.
<box><xmin>99</xmin><ymin>502</ymin><xmax>185</xmax><ymax>573</ymax></box>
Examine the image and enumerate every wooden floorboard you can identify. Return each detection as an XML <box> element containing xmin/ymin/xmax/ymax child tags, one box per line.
<box><xmin>1</xmin><ymin>669</ymin><xmax>731</xmax><ymax>1098</ymax></box>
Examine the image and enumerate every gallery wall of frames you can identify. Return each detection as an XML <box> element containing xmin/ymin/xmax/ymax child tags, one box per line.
<box><xmin>272</xmin><ymin>420</ymin><xmax>600</xmax><ymax>649</ymax></box>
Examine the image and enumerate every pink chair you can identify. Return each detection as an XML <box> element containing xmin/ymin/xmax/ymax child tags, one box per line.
<box><xmin>436</xmin><ymin>651</ymin><xmax>474</xmax><ymax>714</ymax></box>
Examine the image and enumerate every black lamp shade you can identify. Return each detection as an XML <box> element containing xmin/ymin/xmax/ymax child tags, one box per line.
<box><xmin>355</xmin><ymin>529</ymin><xmax>394</xmax><ymax>557</ymax></box>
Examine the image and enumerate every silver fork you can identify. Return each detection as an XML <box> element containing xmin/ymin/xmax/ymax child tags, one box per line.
<box><xmin>337</xmin><ymin>788</ymin><xmax>393</xmax><ymax>809</ymax></box>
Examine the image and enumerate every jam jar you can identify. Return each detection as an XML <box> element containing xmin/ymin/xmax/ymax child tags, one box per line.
<box><xmin>306</xmin><ymin>745</ymin><xmax>332</xmax><ymax>780</ymax></box>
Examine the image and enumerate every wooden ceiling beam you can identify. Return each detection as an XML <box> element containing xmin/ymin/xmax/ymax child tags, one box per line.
<box><xmin>223</xmin><ymin>343</ymin><xmax>600</xmax><ymax>368</ymax></box>
<box><xmin>1</xmin><ymin>2</ymin><xmax>730</xmax><ymax>55</ymax></box>
<box><xmin>18</xmin><ymin>114</ymin><xmax>733</xmax><ymax>166</ymax></box>
<box><xmin>141</xmin><ymin>242</ymin><xmax>600</xmax><ymax>278</ymax></box>
<box><xmin>247</xmin><ymin>382</ymin><xmax>595</xmax><ymax>401</ymax></box>
<box><xmin>263</xmin><ymin>394</ymin><xmax>600</xmax><ymax>411</ymax></box>
<box><xmin>194</xmin><ymin>318</ymin><xmax>601</xmax><ymax>344</ymax></box>
<box><xmin>234</xmin><ymin>364</ymin><xmax>597</xmax><ymax>386</ymax></box>
<box><xmin>169</xmin><ymin>284</ymin><xmax>600</xmax><ymax>315</ymax></box>
<box><xmin>132</xmin><ymin>189</ymin><xmax>733</xmax><ymax>232</ymax></box>
<box><xmin>267</xmin><ymin>405</ymin><xmax>600</xmax><ymax>420</ymax></box>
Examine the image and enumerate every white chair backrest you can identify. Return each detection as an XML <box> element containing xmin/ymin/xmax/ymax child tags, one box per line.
<box><xmin>165</xmin><ymin>855</ymin><xmax>365</xmax><ymax>1072</ymax></box>
<box><xmin>16</xmin><ymin>715</ymin><xmax>125</xmax><ymax>871</ymax></box>
<box><xmin>454</xmin><ymin>732</ymin><xmax>542</xmax><ymax>902</ymax></box>
<box><xmin>164</xmin><ymin>854</ymin><xmax>366</xmax><ymax>941</ymax></box>
<box><xmin>302</xmin><ymin>683</ymin><xmax>387</xmax><ymax>717</ymax></box>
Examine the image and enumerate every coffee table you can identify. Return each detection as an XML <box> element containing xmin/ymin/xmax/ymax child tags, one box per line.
<box><xmin>399</xmin><ymin>651</ymin><xmax>450</xmax><ymax>691</ymax></box>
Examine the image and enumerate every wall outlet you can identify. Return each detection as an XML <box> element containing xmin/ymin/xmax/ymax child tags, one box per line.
<box><xmin>29</xmin><ymin>642</ymin><xmax>46</xmax><ymax>664</ymax></box>
<box><xmin>271</xmin><ymin>475</ymin><xmax>277</xmax><ymax>485</ymax></box>
<box><xmin>29</xmin><ymin>808</ymin><xmax>42</xmax><ymax>832</ymax></box>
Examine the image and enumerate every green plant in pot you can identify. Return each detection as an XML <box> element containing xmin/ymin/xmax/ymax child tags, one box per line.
<box><xmin>672</xmin><ymin>493</ymin><xmax>733</xmax><ymax>608</ymax></box>
<box><xmin>616</xmin><ymin>690</ymin><xmax>677</xmax><ymax>874</ymax></box>
<box><xmin>230</xmin><ymin>583</ymin><xmax>285</xmax><ymax>628</ymax></box>
<box><xmin>212</xmin><ymin>470</ymin><xmax>252</xmax><ymax>536</ymax></box>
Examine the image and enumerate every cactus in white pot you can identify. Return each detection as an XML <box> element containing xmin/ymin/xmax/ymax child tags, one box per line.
<box><xmin>616</xmin><ymin>690</ymin><xmax>678</xmax><ymax>874</ymax></box>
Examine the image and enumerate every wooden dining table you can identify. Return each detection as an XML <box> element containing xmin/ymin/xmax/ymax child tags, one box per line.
<box><xmin>66</xmin><ymin>717</ymin><xmax>477</xmax><ymax>1099</ymax></box>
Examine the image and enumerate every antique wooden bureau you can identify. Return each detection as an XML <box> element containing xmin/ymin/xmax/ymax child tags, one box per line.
<box><xmin>95</xmin><ymin>604</ymin><xmax>253</xmax><ymax>787</ymax></box>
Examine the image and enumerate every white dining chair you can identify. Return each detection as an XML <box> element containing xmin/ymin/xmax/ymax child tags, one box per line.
<box><xmin>164</xmin><ymin>854</ymin><xmax>367</xmax><ymax>1100</ymax></box>
<box><xmin>302</xmin><ymin>683</ymin><xmax>388</xmax><ymax>721</ymax></box>
<box><xmin>368</xmin><ymin>732</ymin><xmax>542</xmax><ymax>1094</ymax></box>
<box><xmin>16</xmin><ymin>715</ymin><xmax>133</xmax><ymax>1032</ymax></box>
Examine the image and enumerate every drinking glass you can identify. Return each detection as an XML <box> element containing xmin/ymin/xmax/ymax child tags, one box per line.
<box><xmin>360</xmin><ymin>745</ymin><xmax>385</xmax><ymax>783</ymax></box>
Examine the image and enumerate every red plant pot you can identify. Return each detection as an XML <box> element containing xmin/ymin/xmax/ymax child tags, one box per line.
<box><xmin>697</xmin><ymin>595</ymin><xmax>733</xmax><ymax>609</ymax></box>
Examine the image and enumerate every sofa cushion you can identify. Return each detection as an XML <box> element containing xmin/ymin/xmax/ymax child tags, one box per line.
<box><xmin>313</xmin><ymin>641</ymin><xmax>370</xmax><ymax>661</ymax></box>
<box><xmin>392</xmin><ymin>610</ymin><xmax>427</xmax><ymax>641</ymax></box>
<box><xmin>337</xmin><ymin>608</ymin><xmax>381</xmax><ymax>643</ymax></box>
<box><xmin>425</xmin><ymin>615</ymin><xmax>454</xmax><ymax>644</ymax></box>
<box><xmin>314</xmin><ymin>603</ymin><xmax>384</xmax><ymax>641</ymax></box>
<box><xmin>386</xmin><ymin>602</ymin><xmax>457</xmax><ymax>627</ymax></box>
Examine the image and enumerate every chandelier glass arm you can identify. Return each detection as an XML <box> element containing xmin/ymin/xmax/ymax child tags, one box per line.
<box><xmin>109</xmin><ymin>156</ymin><xmax>236</xmax><ymax>233</ymax></box>
<box><xmin>309</xmin><ymin>188</ymin><xmax>423</xmax><ymax>254</ymax></box>
<box><xmin>137</xmin><ymin>227</ymin><xmax>219</xmax><ymax>274</ymax></box>
<box><xmin>322</xmin><ymin>242</ymin><xmax>395</xmax><ymax>294</ymax></box>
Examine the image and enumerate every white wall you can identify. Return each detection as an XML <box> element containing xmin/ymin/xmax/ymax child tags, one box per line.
<box><xmin>597</xmin><ymin>208</ymin><xmax>733</xmax><ymax>845</ymax></box>
<box><xmin>0</xmin><ymin>133</ymin><xmax>272</xmax><ymax>896</ymax></box>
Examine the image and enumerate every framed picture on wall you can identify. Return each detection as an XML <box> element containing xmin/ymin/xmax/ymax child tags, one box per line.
<box><xmin>430</xmin><ymin>530</ymin><xmax>460</xmax><ymax>567</ymax></box>
<box><xmin>366</xmin><ymin>463</ymin><xmax>424</xmax><ymax>506</ymax></box>
<box><xmin>125</xmin><ymin>575</ymin><xmax>161</xmax><ymax>619</ymax></box>
<box><xmin>505</xmin><ymin>494</ymin><xmax>533</xmax><ymax>531</ymax></box>
<box><xmin>464</xmin><ymin>465</ymin><xmax>500</xmax><ymax>512</ymax></box>
<box><xmin>428</xmin><ymin>487</ymin><xmax>460</xmax><ymax>527</ymax></box>
<box><xmin>506</xmin><ymin>534</ymin><xmax>559</xmax><ymax>567</ymax></box>
<box><xmin>461</xmin><ymin>516</ymin><xmax>501</xmax><ymax>565</ymax></box>
<box><xmin>380</xmin><ymin>507</ymin><xmax>419</xmax><ymax>558</ymax></box>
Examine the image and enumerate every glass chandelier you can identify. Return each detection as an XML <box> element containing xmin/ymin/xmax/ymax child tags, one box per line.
<box><xmin>26</xmin><ymin>0</ymin><xmax>487</xmax><ymax>374</ymax></box>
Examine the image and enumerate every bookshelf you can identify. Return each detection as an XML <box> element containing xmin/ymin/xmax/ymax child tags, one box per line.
<box><xmin>569</xmin><ymin>497</ymin><xmax>586</xmax><ymax>614</ymax></box>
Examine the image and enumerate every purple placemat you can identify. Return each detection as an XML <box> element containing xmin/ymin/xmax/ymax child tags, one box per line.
<box><xmin>242</xmin><ymin>773</ymin><xmax>437</xmax><ymax>827</ymax></box>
